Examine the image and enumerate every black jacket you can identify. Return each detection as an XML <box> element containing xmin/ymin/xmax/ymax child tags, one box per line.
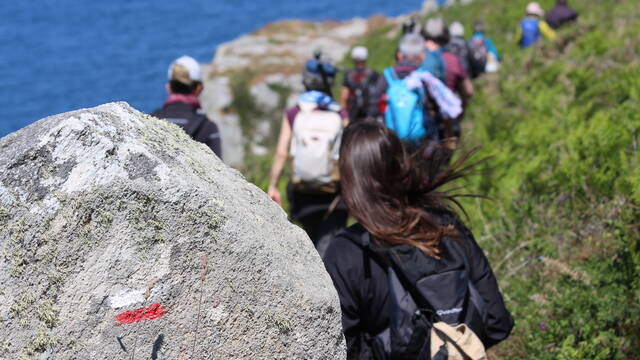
<box><xmin>151</xmin><ymin>102</ymin><xmax>222</xmax><ymax>158</ymax></box>
<box><xmin>323</xmin><ymin>215</ymin><xmax>514</xmax><ymax>359</ymax></box>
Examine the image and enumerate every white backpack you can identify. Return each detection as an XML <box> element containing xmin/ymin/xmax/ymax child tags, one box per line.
<box><xmin>290</xmin><ymin>103</ymin><xmax>343</xmax><ymax>193</ymax></box>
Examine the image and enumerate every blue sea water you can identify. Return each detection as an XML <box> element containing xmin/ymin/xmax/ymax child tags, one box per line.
<box><xmin>0</xmin><ymin>0</ymin><xmax>422</xmax><ymax>137</ymax></box>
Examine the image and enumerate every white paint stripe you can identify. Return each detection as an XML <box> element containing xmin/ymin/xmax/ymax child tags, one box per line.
<box><xmin>109</xmin><ymin>288</ymin><xmax>145</xmax><ymax>309</ymax></box>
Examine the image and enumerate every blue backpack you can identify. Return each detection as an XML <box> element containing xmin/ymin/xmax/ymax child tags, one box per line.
<box><xmin>520</xmin><ymin>18</ymin><xmax>541</xmax><ymax>48</ymax></box>
<box><xmin>383</xmin><ymin>67</ymin><xmax>428</xmax><ymax>143</ymax></box>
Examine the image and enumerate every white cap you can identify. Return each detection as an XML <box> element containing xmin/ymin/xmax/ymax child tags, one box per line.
<box><xmin>167</xmin><ymin>55</ymin><xmax>202</xmax><ymax>85</ymax></box>
<box><xmin>351</xmin><ymin>46</ymin><xmax>368</xmax><ymax>61</ymax></box>
<box><xmin>526</xmin><ymin>2</ymin><xmax>544</xmax><ymax>16</ymax></box>
<box><xmin>450</xmin><ymin>21</ymin><xmax>465</xmax><ymax>37</ymax></box>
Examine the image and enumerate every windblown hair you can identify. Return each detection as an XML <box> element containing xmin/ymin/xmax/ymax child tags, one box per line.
<box><xmin>339</xmin><ymin>121</ymin><xmax>482</xmax><ymax>258</ymax></box>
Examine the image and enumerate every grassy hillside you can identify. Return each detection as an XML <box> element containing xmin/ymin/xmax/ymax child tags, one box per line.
<box><xmin>429</xmin><ymin>0</ymin><xmax>639</xmax><ymax>358</ymax></box>
<box><xmin>242</xmin><ymin>0</ymin><xmax>639</xmax><ymax>358</ymax></box>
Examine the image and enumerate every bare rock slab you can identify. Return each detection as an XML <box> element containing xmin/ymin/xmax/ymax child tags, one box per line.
<box><xmin>0</xmin><ymin>102</ymin><xmax>345</xmax><ymax>359</ymax></box>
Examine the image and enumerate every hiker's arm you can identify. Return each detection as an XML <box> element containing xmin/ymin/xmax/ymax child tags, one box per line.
<box><xmin>268</xmin><ymin>115</ymin><xmax>292</xmax><ymax>206</ymax></box>
<box><xmin>539</xmin><ymin>21</ymin><xmax>557</xmax><ymax>40</ymax></box>
<box><xmin>462</xmin><ymin>77</ymin><xmax>475</xmax><ymax>99</ymax></box>
<box><xmin>339</xmin><ymin>86</ymin><xmax>350</xmax><ymax>112</ymax></box>
<box><xmin>456</xmin><ymin>57</ymin><xmax>474</xmax><ymax>99</ymax></box>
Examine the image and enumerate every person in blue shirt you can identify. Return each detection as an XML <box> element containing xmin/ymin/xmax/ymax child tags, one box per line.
<box><xmin>420</xmin><ymin>17</ymin><xmax>449</xmax><ymax>82</ymax></box>
<box><xmin>468</xmin><ymin>20</ymin><xmax>501</xmax><ymax>77</ymax></box>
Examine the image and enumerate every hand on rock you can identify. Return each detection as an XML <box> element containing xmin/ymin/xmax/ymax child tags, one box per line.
<box><xmin>268</xmin><ymin>185</ymin><xmax>282</xmax><ymax>206</ymax></box>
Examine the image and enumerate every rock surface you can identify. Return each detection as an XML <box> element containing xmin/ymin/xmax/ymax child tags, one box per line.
<box><xmin>0</xmin><ymin>103</ymin><xmax>345</xmax><ymax>359</ymax></box>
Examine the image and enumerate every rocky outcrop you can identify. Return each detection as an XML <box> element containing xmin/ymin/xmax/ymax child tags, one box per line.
<box><xmin>0</xmin><ymin>103</ymin><xmax>345</xmax><ymax>359</ymax></box>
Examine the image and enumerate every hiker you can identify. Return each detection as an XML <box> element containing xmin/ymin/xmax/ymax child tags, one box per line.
<box><xmin>446</xmin><ymin>21</ymin><xmax>472</xmax><ymax>75</ymax></box>
<box><xmin>339</xmin><ymin>46</ymin><xmax>379</xmax><ymax>125</ymax></box>
<box><xmin>420</xmin><ymin>19</ymin><xmax>471</xmax><ymax>143</ymax></box>
<box><xmin>422</xmin><ymin>17</ymin><xmax>474</xmax><ymax>97</ymax></box>
<box><xmin>546</xmin><ymin>0</ymin><xmax>578</xmax><ymax>29</ymax></box>
<box><xmin>370</xmin><ymin>34</ymin><xmax>454</xmax><ymax>146</ymax></box>
<box><xmin>420</xmin><ymin>17</ymin><xmax>449</xmax><ymax>82</ymax></box>
<box><xmin>370</xmin><ymin>33</ymin><xmax>463</xmax><ymax>146</ymax></box>
<box><xmin>324</xmin><ymin>121</ymin><xmax>514</xmax><ymax>359</ymax></box>
<box><xmin>441</xmin><ymin>48</ymin><xmax>473</xmax><ymax>140</ymax></box>
<box><xmin>151</xmin><ymin>56</ymin><xmax>221</xmax><ymax>158</ymax></box>
<box><xmin>267</xmin><ymin>59</ymin><xmax>347</xmax><ymax>258</ymax></box>
<box><xmin>468</xmin><ymin>20</ymin><xmax>501</xmax><ymax>78</ymax></box>
<box><xmin>518</xmin><ymin>2</ymin><xmax>557</xmax><ymax>49</ymax></box>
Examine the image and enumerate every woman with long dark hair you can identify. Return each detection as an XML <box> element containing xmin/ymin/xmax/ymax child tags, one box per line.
<box><xmin>323</xmin><ymin>121</ymin><xmax>513</xmax><ymax>359</ymax></box>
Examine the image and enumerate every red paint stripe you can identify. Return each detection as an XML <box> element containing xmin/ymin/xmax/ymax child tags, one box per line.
<box><xmin>115</xmin><ymin>303</ymin><xmax>166</xmax><ymax>325</ymax></box>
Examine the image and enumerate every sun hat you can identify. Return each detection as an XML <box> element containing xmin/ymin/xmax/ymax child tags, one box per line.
<box><xmin>526</xmin><ymin>2</ymin><xmax>545</xmax><ymax>16</ymax></box>
<box><xmin>167</xmin><ymin>55</ymin><xmax>202</xmax><ymax>85</ymax></box>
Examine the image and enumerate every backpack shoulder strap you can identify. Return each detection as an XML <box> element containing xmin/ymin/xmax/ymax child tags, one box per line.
<box><xmin>182</xmin><ymin>113</ymin><xmax>207</xmax><ymax>138</ymax></box>
<box><xmin>383</xmin><ymin>67</ymin><xmax>397</xmax><ymax>84</ymax></box>
<box><xmin>339</xmin><ymin>224</ymin><xmax>372</xmax><ymax>248</ymax></box>
<box><xmin>339</xmin><ymin>226</ymin><xmax>391</xmax><ymax>270</ymax></box>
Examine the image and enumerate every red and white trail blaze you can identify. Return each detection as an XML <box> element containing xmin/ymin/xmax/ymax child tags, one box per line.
<box><xmin>115</xmin><ymin>303</ymin><xmax>167</xmax><ymax>325</ymax></box>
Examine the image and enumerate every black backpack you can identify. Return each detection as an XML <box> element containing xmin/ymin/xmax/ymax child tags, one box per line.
<box><xmin>347</xmin><ymin>69</ymin><xmax>378</xmax><ymax>122</ymax></box>
<box><xmin>469</xmin><ymin>37</ymin><xmax>488</xmax><ymax>78</ymax></box>
<box><xmin>345</xmin><ymin>229</ymin><xmax>490</xmax><ymax>359</ymax></box>
<box><xmin>445</xmin><ymin>37</ymin><xmax>472</xmax><ymax>75</ymax></box>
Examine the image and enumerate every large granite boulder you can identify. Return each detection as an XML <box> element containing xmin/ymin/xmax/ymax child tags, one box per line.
<box><xmin>0</xmin><ymin>103</ymin><xmax>345</xmax><ymax>359</ymax></box>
